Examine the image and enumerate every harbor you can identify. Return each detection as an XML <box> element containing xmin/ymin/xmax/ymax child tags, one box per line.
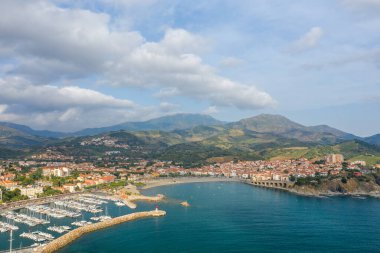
<box><xmin>0</xmin><ymin>192</ymin><xmax>162</xmax><ymax>252</ymax></box>
<box><xmin>38</xmin><ymin>210</ymin><xmax>166</xmax><ymax>253</ymax></box>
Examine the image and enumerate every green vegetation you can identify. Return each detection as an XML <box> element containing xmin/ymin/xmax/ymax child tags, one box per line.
<box><xmin>37</xmin><ymin>186</ymin><xmax>62</xmax><ymax>197</ymax></box>
<box><xmin>0</xmin><ymin>187</ymin><xmax>28</xmax><ymax>202</ymax></box>
<box><xmin>85</xmin><ymin>180</ymin><xmax>128</xmax><ymax>190</ymax></box>
<box><xmin>129</xmin><ymin>181</ymin><xmax>146</xmax><ymax>187</ymax></box>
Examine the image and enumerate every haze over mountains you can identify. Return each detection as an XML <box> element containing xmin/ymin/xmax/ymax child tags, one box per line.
<box><xmin>0</xmin><ymin>113</ymin><xmax>379</xmax><ymax>165</ymax></box>
<box><xmin>0</xmin><ymin>113</ymin><xmax>378</xmax><ymax>145</ymax></box>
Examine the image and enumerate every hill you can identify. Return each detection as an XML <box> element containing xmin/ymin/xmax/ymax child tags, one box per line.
<box><xmin>73</xmin><ymin>113</ymin><xmax>224</xmax><ymax>136</ymax></box>
<box><xmin>227</xmin><ymin>114</ymin><xmax>361</xmax><ymax>145</ymax></box>
<box><xmin>0</xmin><ymin>125</ymin><xmax>50</xmax><ymax>149</ymax></box>
<box><xmin>365</xmin><ymin>134</ymin><xmax>380</xmax><ymax>147</ymax></box>
<box><xmin>0</xmin><ymin>113</ymin><xmax>379</xmax><ymax>166</ymax></box>
<box><xmin>0</xmin><ymin>122</ymin><xmax>65</xmax><ymax>138</ymax></box>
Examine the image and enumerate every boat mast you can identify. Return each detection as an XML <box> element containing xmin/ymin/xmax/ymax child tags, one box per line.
<box><xmin>9</xmin><ymin>229</ymin><xmax>13</xmax><ymax>253</ymax></box>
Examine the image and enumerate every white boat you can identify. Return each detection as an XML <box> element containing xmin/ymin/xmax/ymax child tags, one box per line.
<box><xmin>115</xmin><ymin>201</ymin><xmax>125</xmax><ymax>207</ymax></box>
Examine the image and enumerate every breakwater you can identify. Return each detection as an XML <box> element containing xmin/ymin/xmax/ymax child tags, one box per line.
<box><xmin>37</xmin><ymin>210</ymin><xmax>166</xmax><ymax>253</ymax></box>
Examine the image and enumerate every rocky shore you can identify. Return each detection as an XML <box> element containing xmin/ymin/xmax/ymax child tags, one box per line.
<box><xmin>36</xmin><ymin>210</ymin><xmax>166</xmax><ymax>253</ymax></box>
<box><xmin>248</xmin><ymin>179</ymin><xmax>380</xmax><ymax>198</ymax></box>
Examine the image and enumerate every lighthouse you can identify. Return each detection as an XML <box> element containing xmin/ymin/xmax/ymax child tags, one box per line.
<box><xmin>155</xmin><ymin>205</ymin><xmax>158</xmax><ymax>212</ymax></box>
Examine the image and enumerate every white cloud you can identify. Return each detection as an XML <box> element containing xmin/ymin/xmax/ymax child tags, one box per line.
<box><xmin>0</xmin><ymin>1</ymin><xmax>274</xmax><ymax>108</ymax></box>
<box><xmin>0</xmin><ymin>77</ymin><xmax>145</xmax><ymax>131</ymax></box>
<box><xmin>0</xmin><ymin>77</ymin><xmax>134</xmax><ymax>111</ymax></box>
<box><xmin>203</xmin><ymin>106</ymin><xmax>219</xmax><ymax>114</ymax></box>
<box><xmin>0</xmin><ymin>0</ymin><xmax>276</xmax><ymax>130</ymax></box>
<box><xmin>105</xmin><ymin>28</ymin><xmax>275</xmax><ymax>109</ymax></box>
<box><xmin>288</xmin><ymin>27</ymin><xmax>324</xmax><ymax>53</ymax></box>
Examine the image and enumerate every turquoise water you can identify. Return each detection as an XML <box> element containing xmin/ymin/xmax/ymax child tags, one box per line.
<box><xmin>58</xmin><ymin>182</ymin><xmax>380</xmax><ymax>253</ymax></box>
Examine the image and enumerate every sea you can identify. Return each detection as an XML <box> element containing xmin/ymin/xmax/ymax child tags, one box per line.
<box><xmin>2</xmin><ymin>182</ymin><xmax>380</xmax><ymax>252</ymax></box>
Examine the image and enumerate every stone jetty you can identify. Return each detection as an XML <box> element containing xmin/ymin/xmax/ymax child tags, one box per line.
<box><xmin>37</xmin><ymin>210</ymin><xmax>166</xmax><ymax>253</ymax></box>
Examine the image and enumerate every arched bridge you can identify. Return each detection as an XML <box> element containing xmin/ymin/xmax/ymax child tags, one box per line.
<box><xmin>251</xmin><ymin>180</ymin><xmax>294</xmax><ymax>189</ymax></box>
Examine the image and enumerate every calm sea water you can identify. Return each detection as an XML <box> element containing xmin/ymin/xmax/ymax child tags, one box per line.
<box><xmin>56</xmin><ymin>182</ymin><xmax>380</xmax><ymax>253</ymax></box>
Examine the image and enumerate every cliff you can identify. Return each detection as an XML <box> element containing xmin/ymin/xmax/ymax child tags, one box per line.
<box><xmin>290</xmin><ymin>179</ymin><xmax>380</xmax><ymax>197</ymax></box>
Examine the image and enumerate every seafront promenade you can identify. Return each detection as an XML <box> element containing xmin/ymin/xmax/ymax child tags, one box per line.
<box><xmin>37</xmin><ymin>210</ymin><xmax>166</xmax><ymax>253</ymax></box>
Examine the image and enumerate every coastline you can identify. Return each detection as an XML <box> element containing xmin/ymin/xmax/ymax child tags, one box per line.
<box><xmin>244</xmin><ymin>181</ymin><xmax>380</xmax><ymax>199</ymax></box>
<box><xmin>141</xmin><ymin>177</ymin><xmax>241</xmax><ymax>190</ymax></box>
<box><xmin>141</xmin><ymin>176</ymin><xmax>380</xmax><ymax>199</ymax></box>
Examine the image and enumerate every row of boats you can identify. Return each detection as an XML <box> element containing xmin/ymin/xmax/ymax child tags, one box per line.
<box><xmin>54</xmin><ymin>200</ymin><xmax>102</xmax><ymax>213</ymax></box>
<box><xmin>83</xmin><ymin>193</ymin><xmax>126</xmax><ymax>207</ymax></box>
<box><xmin>0</xmin><ymin>221</ymin><xmax>19</xmax><ymax>233</ymax></box>
<box><xmin>2</xmin><ymin>211</ymin><xmax>49</xmax><ymax>227</ymax></box>
<box><xmin>20</xmin><ymin>231</ymin><xmax>54</xmax><ymax>242</ymax></box>
<box><xmin>26</xmin><ymin>205</ymin><xmax>81</xmax><ymax>219</ymax></box>
<box><xmin>47</xmin><ymin>225</ymin><xmax>71</xmax><ymax>234</ymax></box>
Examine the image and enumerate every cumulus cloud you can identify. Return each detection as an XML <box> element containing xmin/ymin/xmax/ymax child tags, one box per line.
<box><xmin>0</xmin><ymin>77</ymin><xmax>135</xmax><ymax>111</ymax></box>
<box><xmin>0</xmin><ymin>77</ymin><xmax>144</xmax><ymax>131</ymax></box>
<box><xmin>105</xmin><ymin>28</ymin><xmax>275</xmax><ymax>109</ymax></box>
<box><xmin>288</xmin><ymin>27</ymin><xmax>324</xmax><ymax>53</ymax></box>
<box><xmin>0</xmin><ymin>0</ymin><xmax>275</xmax><ymax>130</ymax></box>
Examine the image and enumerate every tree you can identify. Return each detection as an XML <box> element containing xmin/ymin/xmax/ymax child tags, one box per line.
<box><xmin>71</xmin><ymin>169</ymin><xmax>80</xmax><ymax>178</ymax></box>
<box><xmin>31</xmin><ymin>168</ymin><xmax>43</xmax><ymax>180</ymax></box>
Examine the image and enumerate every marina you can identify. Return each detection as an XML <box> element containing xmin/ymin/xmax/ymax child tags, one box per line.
<box><xmin>0</xmin><ymin>193</ymin><xmax>134</xmax><ymax>252</ymax></box>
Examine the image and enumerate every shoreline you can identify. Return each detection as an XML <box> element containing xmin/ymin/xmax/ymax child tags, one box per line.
<box><xmin>141</xmin><ymin>177</ymin><xmax>241</xmax><ymax>190</ymax></box>
<box><xmin>141</xmin><ymin>177</ymin><xmax>380</xmax><ymax>199</ymax></box>
<box><xmin>244</xmin><ymin>181</ymin><xmax>380</xmax><ymax>199</ymax></box>
<box><xmin>37</xmin><ymin>210</ymin><xmax>166</xmax><ymax>253</ymax></box>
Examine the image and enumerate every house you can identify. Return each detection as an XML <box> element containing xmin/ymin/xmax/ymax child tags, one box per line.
<box><xmin>0</xmin><ymin>180</ymin><xmax>18</xmax><ymax>189</ymax></box>
<box><xmin>63</xmin><ymin>184</ymin><xmax>76</xmax><ymax>193</ymax></box>
<box><xmin>19</xmin><ymin>186</ymin><xmax>43</xmax><ymax>198</ymax></box>
<box><xmin>100</xmin><ymin>175</ymin><xmax>116</xmax><ymax>184</ymax></box>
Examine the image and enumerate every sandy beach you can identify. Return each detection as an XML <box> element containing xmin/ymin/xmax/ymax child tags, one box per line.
<box><xmin>141</xmin><ymin>177</ymin><xmax>241</xmax><ymax>189</ymax></box>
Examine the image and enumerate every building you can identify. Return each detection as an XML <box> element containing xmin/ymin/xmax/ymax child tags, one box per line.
<box><xmin>63</xmin><ymin>184</ymin><xmax>76</xmax><ymax>193</ymax></box>
<box><xmin>43</xmin><ymin>167</ymin><xmax>70</xmax><ymax>177</ymax></box>
<box><xmin>325</xmin><ymin>154</ymin><xmax>344</xmax><ymax>164</ymax></box>
<box><xmin>351</xmin><ymin>161</ymin><xmax>366</xmax><ymax>166</ymax></box>
<box><xmin>19</xmin><ymin>186</ymin><xmax>43</xmax><ymax>199</ymax></box>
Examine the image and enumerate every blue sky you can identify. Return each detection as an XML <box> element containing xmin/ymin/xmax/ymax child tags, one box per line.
<box><xmin>0</xmin><ymin>0</ymin><xmax>379</xmax><ymax>136</ymax></box>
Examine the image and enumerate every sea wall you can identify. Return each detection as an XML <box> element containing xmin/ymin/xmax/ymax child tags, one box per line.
<box><xmin>37</xmin><ymin>210</ymin><xmax>166</xmax><ymax>253</ymax></box>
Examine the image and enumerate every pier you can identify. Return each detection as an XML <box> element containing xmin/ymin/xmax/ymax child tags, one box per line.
<box><xmin>37</xmin><ymin>210</ymin><xmax>166</xmax><ymax>253</ymax></box>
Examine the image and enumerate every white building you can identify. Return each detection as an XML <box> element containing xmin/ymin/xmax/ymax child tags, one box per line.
<box><xmin>20</xmin><ymin>186</ymin><xmax>43</xmax><ymax>199</ymax></box>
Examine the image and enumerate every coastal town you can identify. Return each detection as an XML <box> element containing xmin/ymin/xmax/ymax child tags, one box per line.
<box><xmin>1</xmin><ymin>153</ymin><xmax>379</xmax><ymax>203</ymax></box>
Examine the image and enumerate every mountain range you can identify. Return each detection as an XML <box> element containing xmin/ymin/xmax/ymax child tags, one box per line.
<box><xmin>0</xmin><ymin>113</ymin><xmax>379</xmax><ymax>166</ymax></box>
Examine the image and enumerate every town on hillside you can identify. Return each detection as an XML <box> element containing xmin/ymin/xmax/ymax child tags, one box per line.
<box><xmin>1</xmin><ymin>153</ymin><xmax>380</xmax><ymax>203</ymax></box>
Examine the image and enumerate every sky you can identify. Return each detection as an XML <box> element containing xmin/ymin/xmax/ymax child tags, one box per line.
<box><xmin>0</xmin><ymin>0</ymin><xmax>379</xmax><ymax>136</ymax></box>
